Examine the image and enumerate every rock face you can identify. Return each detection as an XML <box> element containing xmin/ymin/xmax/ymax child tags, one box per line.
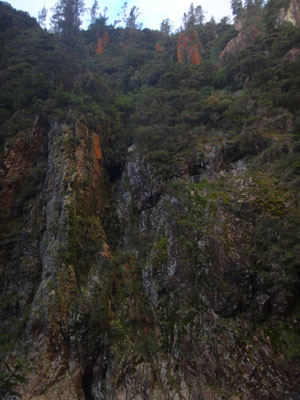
<box><xmin>104</xmin><ymin>148</ymin><xmax>299</xmax><ymax>400</ymax></box>
<box><xmin>0</xmin><ymin>117</ymin><xmax>45</xmax><ymax>213</ymax></box>
<box><xmin>1</xmin><ymin>113</ymin><xmax>299</xmax><ymax>399</ymax></box>
<box><xmin>177</xmin><ymin>31</ymin><xmax>202</xmax><ymax>65</ymax></box>
<box><xmin>97</xmin><ymin>32</ymin><xmax>109</xmax><ymax>54</ymax></box>
<box><xmin>219</xmin><ymin>14</ymin><xmax>261</xmax><ymax>65</ymax></box>
<box><xmin>277</xmin><ymin>0</ymin><xmax>300</xmax><ymax>26</ymax></box>
<box><xmin>155</xmin><ymin>43</ymin><xmax>166</xmax><ymax>54</ymax></box>
<box><xmin>0</xmin><ymin>116</ymin><xmax>110</xmax><ymax>399</ymax></box>
<box><xmin>220</xmin><ymin>0</ymin><xmax>300</xmax><ymax>64</ymax></box>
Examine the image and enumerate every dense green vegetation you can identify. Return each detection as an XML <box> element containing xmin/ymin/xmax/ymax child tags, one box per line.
<box><xmin>0</xmin><ymin>0</ymin><xmax>300</xmax><ymax>396</ymax></box>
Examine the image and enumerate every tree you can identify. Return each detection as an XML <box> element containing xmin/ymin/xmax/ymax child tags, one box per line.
<box><xmin>160</xmin><ymin>18</ymin><xmax>172</xmax><ymax>35</ymax></box>
<box><xmin>126</xmin><ymin>6</ymin><xmax>142</xmax><ymax>29</ymax></box>
<box><xmin>51</xmin><ymin>0</ymin><xmax>85</xmax><ymax>48</ymax></box>
<box><xmin>195</xmin><ymin>5</ymin><xmax>205</xmax><ymax>25</ymax></box>
<box><xmin>231</xmin><ymin>0</ymin><xmax>243</xmax><ymax>16</ymax></box>
<box><xmin>38</xmin><ymin>6</ymin><xmax>48</xmax><ymax>29</ymax></box>
<box><xmin>219</xmin><ymin>16</ymin><xmax>231</xmax><ymax>26</ymax></box>
<box><xmin>90</xmin><ymin>0</ymin><xmax>99</xmax><ymax>24</ymax></box>
<box><xmin>182</xmin><ymin>3</ymin><xmax>204</xmax><ymax>30</ymax></box>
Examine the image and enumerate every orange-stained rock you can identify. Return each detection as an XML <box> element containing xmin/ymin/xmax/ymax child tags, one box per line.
<box><xmin>191</xmin><ymin>44</ymin><xmax>201</xmax><ymax>65</ymax></box>
<box><xmin>96</xmin><ymin>32</ymin><xmax>109</xmax><ymax>54</ymax></box>
<box><xmin>177</xmin><ymin>31</ymin><xmax>202</xmax><ymax>65</ymax></box>
<box><xmin>94</xmin><ymin>133</ymin><xmax>102</xmax><ymax>161</ymax></box>
<box><xmin>102</xmin><ymin>242</ymin><xmax>110</xmax><ymax>259</ymax></box>
<box><xmin>155</xmin><ymin>43</ymin><xmax>166</xmax><ymax>54</ymax></box>
<box><xmin>96</xmin><ymin>39</ymin><xmax>104</xmax><ymax>54</ymax></box>
<box><xmin>103</xmin><ymin>32</ymin><xmax>109</xmax><ymax>44</ymax></box>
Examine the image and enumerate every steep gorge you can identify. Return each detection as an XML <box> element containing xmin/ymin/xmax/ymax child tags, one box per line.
<box><xmin>0</xmin><ymin>1</ymin><xmax>300</xmax><ymax>399</ymax></box>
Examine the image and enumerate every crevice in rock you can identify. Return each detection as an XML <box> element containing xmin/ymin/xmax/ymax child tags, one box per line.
<box><xmin>106</xmin><ymin>163</ymin><xmax>124</xmax><ymax>182</ymax></box>
<box><xmin>82</xmin><ymin>367</ymin><xmax>94</xmax><ymax>400</ymax></box>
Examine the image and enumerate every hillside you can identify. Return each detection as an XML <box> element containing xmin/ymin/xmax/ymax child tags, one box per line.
<box><xmin>0</xmin><ymin>0</ymin><xmax>300</xmax><ymax>399</ymax></box>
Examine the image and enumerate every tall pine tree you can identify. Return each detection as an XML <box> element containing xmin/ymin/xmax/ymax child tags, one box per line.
<box><xmin>182</xmin><ymin>3</ymin><xmax>204</xmax><ymax>30</ymax></box>
<box><xmin>51</xmin><ymin>0</ymin><xmax>85</xmax><ymax>49</ymax></box>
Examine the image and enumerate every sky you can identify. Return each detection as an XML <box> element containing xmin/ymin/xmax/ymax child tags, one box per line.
<box><xmin>7</xmin><ymin>0</ymin><xmax>233</xmax><ymax>31</ymax></box>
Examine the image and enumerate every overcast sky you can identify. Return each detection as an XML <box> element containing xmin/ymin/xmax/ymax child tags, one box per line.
<box><xmin>7</xmin><ymin>0</ymin><xmax>232</xmax><ymax>30</ymax></box>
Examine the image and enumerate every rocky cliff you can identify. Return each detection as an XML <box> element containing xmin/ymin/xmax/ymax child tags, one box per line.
<box><xmin>1</xmin><ymin>112</ymin><xmax>299</xmax><ymax>400</ymax></box>
<box><xmin>0</xmin><ymin>1</ymin><xmax>300</xmax><ymax>399</ymax></box>
<box><xmin>219</xmin><ymin>0</ymin><xmax>300</xmax><ymax>64</ymax></box>
<box><xmin>0</xmin><ymin>115</ymin><xmax>112</xmax><ymax>399</ymax></box>
<box><xmin>277</xmin><ymin>0</ymin><xmax>300</xmax><ymax>26</ymax></box>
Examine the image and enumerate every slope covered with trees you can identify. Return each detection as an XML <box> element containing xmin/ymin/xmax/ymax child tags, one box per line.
<box><xmin>0</xmin><ymin>0</ymin><xmax>300</xmax><ymax>399</ymax></box>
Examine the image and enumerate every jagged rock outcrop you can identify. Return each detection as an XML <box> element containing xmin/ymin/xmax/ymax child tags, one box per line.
<box><xmin>83</xmin><ymin>147</ymin><xmax>299</xmax><ymax>400</ymax></box>
<box><xmin>220</xmin><ymin>0</ymin><xmax>300</xmax><ymax>64</ymax></box>
<box><xmin>277</xmin><ymin>0</ymin><xmax>300</xmax><ymax>26</ymax></box>
<box><xmin>219</xmin><ymin>14</ymin><xmax>261</xmax><ymax>64</ymax></box>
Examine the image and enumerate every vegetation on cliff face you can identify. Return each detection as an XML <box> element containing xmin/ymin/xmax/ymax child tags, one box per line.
<box><xmin>0</xmin><ymin>0</ymin><xmax>300</xmax><ymax>398</ymax></box>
